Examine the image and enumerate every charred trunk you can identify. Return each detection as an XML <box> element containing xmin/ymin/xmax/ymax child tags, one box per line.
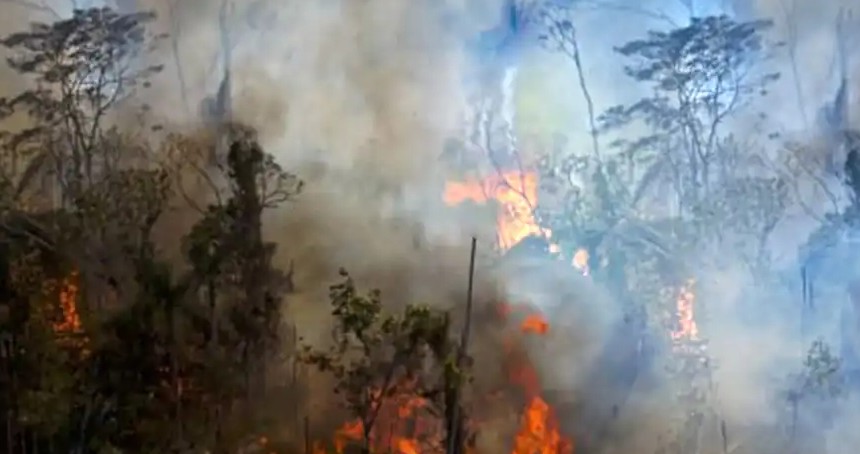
<box><xmin>228</xmin><ymin>138</ymin><xmax>268</xmax><ymax>398</ymax></box>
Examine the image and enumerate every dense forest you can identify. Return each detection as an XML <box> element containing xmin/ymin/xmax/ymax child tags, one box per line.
<box><xmin>0</xmin><ymin>1</ymin><xmax>858</xmax><ymax>454</ymax></box>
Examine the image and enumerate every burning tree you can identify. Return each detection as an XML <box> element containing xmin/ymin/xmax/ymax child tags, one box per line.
<box><xmin>0</xmin><ymin>7</ymin><xmax>172</xmax><ymax>452</ymax></box>
<box><xmin>594</xmin><ymin>15</ymin><xmax>787</xmax><ymax>454</ymax></box>
<box><xmin>298</xmin><ymin>268</ymin><xmax>579</xmax><ymax>454</ymax></box>
<box><xmin>0</xmin><ymin>5</ymin><xmax>304</xmax><ymax>451</ymax></box>
<box><xmin>508</xmin><ymin>10</ymin><xmax>792</xmax><ymax>453</ymax></box>
<box><xmin>299</xmin><ymin>269</ymin><xmax>465</xmax><ymax>454</ymax></box>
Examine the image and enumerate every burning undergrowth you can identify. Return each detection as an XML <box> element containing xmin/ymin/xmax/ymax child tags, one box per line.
<box><xmin>268</xmin><ymin>156</ymin><xmax>621</xmax><ymax>454</ymax></box>
<box><xmin>295</xmin><ymin>271</ymin><xmax>586</xmax><ymax>454</ymax></box>
<box><xmin>5</xmin><ymin>1</ymin><xmax>860</xmax><ymax>453</ymax></box>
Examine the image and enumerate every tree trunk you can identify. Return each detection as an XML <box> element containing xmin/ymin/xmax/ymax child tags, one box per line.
<box><xmin>843</xmin><ymin>279</ymin><xmax>860</xmax><ymax>388</ymax></box>
<box><xmin>229</xmin><ymin>139</ymin><xmax>268</xmax><ymax>400</ymax></box>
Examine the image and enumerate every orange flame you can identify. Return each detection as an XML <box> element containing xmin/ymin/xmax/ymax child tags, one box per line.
<box><xmin>443</xmin><ymin>169</ymin><xmax>575</xmax><ymax>453</ymax></box>
<box><xmin>571</xmin><ymin>249</ymin><xmax>589</xmax><ymax>276</ymax></box>
<box><xmin>520</xmin><ymin>313</ymin><xmax>549</xmax><ymax>335</ymax></box>
<box><xmin>512</xmin><ymin>397</ymin><xmax>573</xmax><ymax>454</ymax></box>
<box><xmin>48</xmin><ymin>269</ymin><xmax>90</xmax><ymax>355</ymax></box>
<box><xmin>318</xmin><ymin>382</ymin><xmax>443</xmax><ymax>454</ymax></box>
<box><xmin>505</xmin><ymin>307</ymin><xmax>574</xmax><ymax>454</ymax></box>
<box><xmin>444</xmin><ymin>171</ymin><xmax>544</xmax><ymax>251</ymax></box>
<box><xmin>53</xmin><ymin>270</ymin><xmax>81</xmax><ymax>334</ymax></box>
<box><xmin>308</xmin><ymin>172</ymin><xmax>575</xmax><ymax>453</ymax></box>
<box><xmin>443</xmin><ymin>171</ymin><xmax>591</xmax><ymax>277</ymax></box>
<box><xmin>312</xmin><ymin>305</ymin><xmax>573</xmax><ymax>454</ymax></box>
<box><xmin>671</xmin><ymin>278</ymin><xmax>698</xmax><ymax>341</ymax></box>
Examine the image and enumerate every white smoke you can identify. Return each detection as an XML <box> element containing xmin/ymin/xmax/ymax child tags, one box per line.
<box><xmin>3</xmin><ymin>0</ymin><xmax>860</xmax><ymax>452</ymax></box>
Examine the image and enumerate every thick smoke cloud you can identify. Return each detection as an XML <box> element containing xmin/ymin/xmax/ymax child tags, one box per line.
<box><xmin>2</xmin><ymin>0</ymin><xmax>860</xmax><ymax>452</ymax></box>
<box><xmin>508</xmin><ymin>0</ymin><xmax>860</xmax><ymax>452</ymax></box>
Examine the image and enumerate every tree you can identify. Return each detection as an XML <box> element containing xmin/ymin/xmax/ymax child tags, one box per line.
<box><xmin>598</xmin><ymin>15</ymin><xmax>780</xmax><ymax>212</ymax></box>
<box><xmin>0</xmin><ymin>7</ymin><xmax>163</xmax><ymax>203</ymax></box>
<box><xmin>0</xmin><ymin>6</ymin><xmax>306</xmax><ymax>451</ymax></box>
<box><xmin>533</xmin><ymin>14</ymin><xmax>788</xmax><ymax>329</ymax></box>
<box><xmin>595</xmin><ymin>17</ymin><xmax>794</xmax><ymax>454</ymax></box>
<box><xmin>779</xmin><ymin>339</ymin><xmax>843</xmax><ymax>454</ymax></box>
<box><xmin>11</xmin><ymin>126</ymin><xmax>304</xmax><ymax>453</ymax></box>
<box><xmin>0</xmin><ymin>8</ymin><xmax>173</xmax><ymax>452</ymax></box>
<box><xmin>176</xmin><ymin>126</ymin><xmax>302</xmax><ymax>451</ymax></box>
<box><xmin>0</xmin><ymin>229</ymin><xmax>81</xmax><ymax>453</ymax></box>
<box><xmin>522</xmin><ymin>14</ymin><xmax>791</xmax><ymax>453</ymax></box>
<box><xmin>0</xmin><ymin>5</ymin><xmax>169</xmax><ymax>336</ymax></box>
<box><xmin>299</xmin><ymin>269</ymin><xmax>465</xmax><ymax>454</ymax></box>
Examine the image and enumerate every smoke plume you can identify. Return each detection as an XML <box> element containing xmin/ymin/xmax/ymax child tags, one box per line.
<box><xmin>3</xmin><ymin>0</ymin><xmax>860</xmax><ymax>452</ymax></box>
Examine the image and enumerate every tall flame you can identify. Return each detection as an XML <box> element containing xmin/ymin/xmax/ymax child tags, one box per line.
<box><xmin>504</xmin><ymin>304</ymin><xmax>574</xmax><ymax>454</ymax></box>
<box><xmin>444</xmin><ymin>171</ymin><xmax>543</xmax><ymax>251</ymax></box>
<box><xmin>444</xmin><ymin>170</ymin><xmax>590</xmax><ymax>278</ymax></box>
<box><xmin>313</xmin><ymin>303</ymin><xmax>574</xmax><ymax>454</ymax></box>
<box><xmin>306</xmin><ymin>170</ymin><xmax>575</xmax><ymax>453</ymax></box>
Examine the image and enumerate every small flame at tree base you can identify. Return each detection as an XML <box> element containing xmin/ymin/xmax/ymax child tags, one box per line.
<box><xmin>513</xmin><ymin>397</ymin><xmax>574</xmax><ymax>454</ymax></box>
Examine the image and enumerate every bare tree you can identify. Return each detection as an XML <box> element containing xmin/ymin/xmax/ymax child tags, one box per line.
<box><xmin>0</xmin><ymin>7</ymin><xmax>163</xmax><ymax>205</ymax></box>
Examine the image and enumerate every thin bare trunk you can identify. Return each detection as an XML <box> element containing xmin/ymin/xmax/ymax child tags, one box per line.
<box><xmin>5</xmin><ymin>412</ymin><xmax>11</xmax><ymax>454</ymax></box>
<box><xmin>780</xmin><ymin>0</ymin><xmax>809</xmax><ymax>128</ymax></box>
<box><xmin>446</xmin><ymin>237</ymin><xmax>477</xmax><ymax>454</ymax></box>
<box><xmin>218</xmin><ymin>0</ymin><xmax>233</xmax><ymax>124</ymax></box>
<box><xmin>166</xmin><ymin>0</ymin><xmax>192</xmax><ymax>118</ymax></box>
<box><xmin>170</xmin><ymin>307</ymin><xmax>184</xmax><ymax>448</ymax></box>
<box><xmin>292</xmin><ymin>325</ymin><xmax>300</xmax><ymax>428</ymax></box>
<box><xmin>304</xmin><ymin>415</ymin><xmax>310</xmax><ymax>454</ymax></box>
<box><xmin>210</xmin><ymin>0</ymin><xmax>232</xmax><ymax>167</ymax></box>
<box><xmin>565</xmin><ymin>27</ymin><xmax>601</xmax><ymax>164</ymax></box>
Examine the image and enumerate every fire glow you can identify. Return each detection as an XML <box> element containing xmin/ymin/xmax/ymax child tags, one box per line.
<box><xmin>312</xmin><ymin>305</ymin><xmax>573</xmax><ymax>454</ymax></box>
<box><xmin>310</xmin><ymin>170</ymin><xmax>576</xmax><ymax>453</ymax></box>
<box><xmin>672</xmin><ymin>278</ymin><xmax>698</xmax><ymax>341</ymax></box>
<box><xmin>443</xmin><ymin>171</ymin><xmax>544</xmax><ymax>251</ymax></box>
<box><xmin>53</xmin><ymin>270</ymin><xmax>81</xmax><ymax>334</ymax></box>
<box><xmin>442</xmin><ymin>170</ymin><xmax>573</xmax><ymax>454</ymax></box>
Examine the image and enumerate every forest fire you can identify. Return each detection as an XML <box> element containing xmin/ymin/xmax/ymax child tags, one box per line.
<box><xmin>503</xmin><ymin>305</ymin><xmax>574</xmax><ymax>454</ymax></box>
<box><xmin>307</xmin><ymin>170</ymin><xmax>575</xmax><ymax>453</ymax></box>
<box><xmin>443</xmin><ymin>171</ymin><xmax>544</xmax><ymax>250</ymax></box>
<box><xmin>436</xmin><ymin>170</ymin><xmax>571</xmax><ymax>453</ymax></box>
<box><xmin>520</xmin><ymin>313</ymin><xmax>549</xmax><ymax>335</ymax></box>
<box><xmin>443</xmin><ymin>169</ymin><xmax>590</xmax><ymax>276</ymax></box>
<box><xmin>312</xmin><ymin>304</ymin><xmax>573</xmax><ymax>454</ymax></box>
